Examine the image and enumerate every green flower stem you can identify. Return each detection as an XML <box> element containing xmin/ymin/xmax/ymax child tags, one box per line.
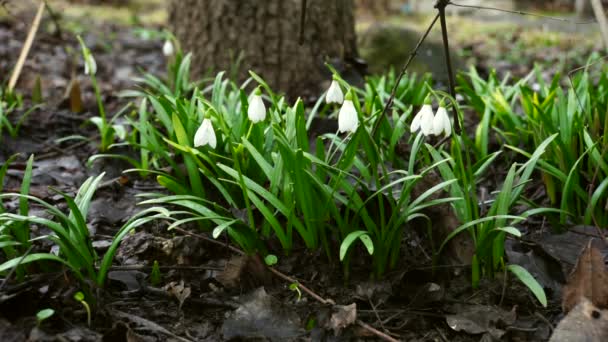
<box><xmin>90</xmin><ymin>75</ymin><xmax>109</xmax><ymax>151</ymax></box>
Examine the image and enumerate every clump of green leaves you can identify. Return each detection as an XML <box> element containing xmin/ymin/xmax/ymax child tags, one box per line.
<box><xmin>0</xmin><ymin>170</ymin><xmax>169</xmax><ymax>299</ymax></box>
<box><xmin>0</xmin><ymin>87</ymin><xmax>39</xmax><ymax>142</ymax></box>
<box><xmin>75</xmin><ymin>36</ymin><xmax>127</xmax><ymax>152</ymax></box>
<box><xmin>459</xmin><ymin>60</ymin><xmax>608</xmax><ymax>228</ymax></box>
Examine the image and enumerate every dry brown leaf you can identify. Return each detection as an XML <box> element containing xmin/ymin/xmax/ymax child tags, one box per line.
<box><xmin>328</xmin><ymin>303</ymin><xmax>357</xmax><ymax>336</ymax></box>
<box><xmin>216</xmin><ymin>255</ymin><xmax>272</xmax><ymax>289</ymax></box>
<box><xmin>550</xmin><ymin>297</ymin><xmax>608</xmax><ymax>342</ymax></box>
<box><xmin>562</xmin><ymin>239</ymin><xmax>608</xmax><ymax>313</ymax></box>
<box><xmin>164</xmin><ymin>280</ymin><xmax>191</xmax><ymax>310</ymax></box>
<box><xmin>67</xmin><ymin>78</ymin><xmax>83</xmax><ymax>113</ymax></box>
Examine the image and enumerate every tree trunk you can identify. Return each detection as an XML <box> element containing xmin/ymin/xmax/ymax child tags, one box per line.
<box><xmin>169</xmin><ymin>0</ymin><xmax>358</xmax><ymax>98</ymax></box>
<box><xmin>576</xmin><ymin>0</ymin><xmax>594</xmax><ymax>18</ymax></box>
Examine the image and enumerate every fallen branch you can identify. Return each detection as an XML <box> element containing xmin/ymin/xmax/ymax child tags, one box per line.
<box><xmin>371</xmin><ymin>13</ymin><xmax>440</xmax><ymax>138</ymax></box>
<box><xmin>8</xmin><ymin>1</ymin><xmax>45</xmax><ymax>92</ymax></box>
<box><xmin>172</xmin><ymin>227</ymin><xmax>400</xmax><ymax>341</ymax></box>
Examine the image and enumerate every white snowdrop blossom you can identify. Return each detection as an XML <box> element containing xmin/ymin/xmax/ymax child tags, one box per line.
<box><xmin>432</xmin><ymin>106</ymin><xmax>451</xmax><ymax>137</ymax></box>
<box><xmin>338</xmin><ymin>91</ymin><xmax>359</xmax><ymax>133</ymax></box>
<box><xmin>194</xmin><ymin>118</ymin><xmax>217</xmax><ymax>148</ymax></box>
<box><xmin>77</xmin><ymin>36</ymin><xmax>97</xmax><ymax>76</ymax></box>
<box><xmin>326</xmin><ymin>79</ymin><xmax>344</xmax><ymax>104</ymax></box>
<box><xmin>163</xmin><ymin>39</ymin><xmax>174</xmax><ymax>57</ymax></box>
<box><xmin>84</xmin><ymin>53</ymin><xmax>97</xmax><ymax>76</ymax></box>
<box><xmin>410</xmin><ymin>104</ymin><xmax>435</xmax><ymax>136</ymax></box>
<box><xmin>248</xmin><ymin>89</ymin><xmax>266</xmax><ymax>123</ymax></box>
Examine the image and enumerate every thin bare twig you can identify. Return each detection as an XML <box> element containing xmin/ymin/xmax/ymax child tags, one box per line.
<box><xmin>447</xmin><ymin>1</ymin><xmax>598</xmax><ymax>24</ymax></box>
<box><xmin>437</xmin><ymin>0</ymin><xmax>460</xmax><ymax>134</ymax></box>
<box><xmin>371</xmin><ymin>13</ymin><xmax>440</xmax><ymax>138</ymax></box>
<box><xmin>356</xmin><ymin>319</ymin><xmax>400</xmax><ymax>342</ymax></box>
<box><xmin>267</xmin><ymin>267</ymin><xmax>335</xmax><ymax>305</ymax></box>
<box><xmin>171</xmin><ymin>227</ymin><xmax>335</xmax><ymax>304</ymax></box>
<box><xmin>8</xmin><ymin>1</ymin><xmax>45</xmax><ymax>92</ymax></box>
<box><xmin>172</xmin><ymin>227</ymin><xmax>406</xmax><ymax>340</ymax></box>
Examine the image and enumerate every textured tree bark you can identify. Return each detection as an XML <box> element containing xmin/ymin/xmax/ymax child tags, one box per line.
<box><xmin>169</xmin><ymin>0</ymin><xmax>358</xmax><ymax>98</ymax></box>
<box><xmin>576</xmin><ymin>0</ymin><xmax>594</xmax><ymax>18</ymax></box>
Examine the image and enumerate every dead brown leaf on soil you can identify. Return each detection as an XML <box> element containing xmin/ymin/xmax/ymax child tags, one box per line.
<box><xmin>562</xmin><ymin>239</ymin><xmax>608</xmax><ymax>313</ymax></box>
<box><xmin>327</xmin><ymin>303</ymin><xmax>357</xmax><ymax>336</ymax></box>
<box><xmin>216</xmin><ymin>255</ymin><xmax>273</xmax><ymax>290</ymax></box>
<box><xmin>550</xmin><ymin>297</ymin><xmax>608</xmax><ymax>342</ymax></box>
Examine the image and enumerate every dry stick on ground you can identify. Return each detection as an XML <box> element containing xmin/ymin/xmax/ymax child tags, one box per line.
<box><xmin>171</xmin><ymin>227</ymin><xmax>401</xmax><ymax>342</ymax></box>
<box><xmin>8</xmin><ymin>1</ymin><xmax>45</xmax><ymax>92</ymax></box>
<box><xmin>370</xmin><ymin>13</ymin><xmax>440</xmax><ymax>138</ymax></box>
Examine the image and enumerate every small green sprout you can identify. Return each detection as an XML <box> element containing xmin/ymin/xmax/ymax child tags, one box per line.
<box><xmin>150</xmin><ymin>260</ymin><xmax>161</xmax><ymax>286</ymax></box>
<box><xmin>36</xmin><ymin>308</ymin><xmax>54</xmax><ymax>326</ymax></box>
<box><xmin>264</xmin><ymin>254</ymin><xmax>278</xmax><ymax>266</ymax></box>
<box><xmin>289</xmin><ymin>283</ymin><xmax>302</xmax><ymax>302</ymax></box>
<box><xmin>74</xmin><ymin>291</ymin><xmax>91</xmax><ymax>327</ymax></box>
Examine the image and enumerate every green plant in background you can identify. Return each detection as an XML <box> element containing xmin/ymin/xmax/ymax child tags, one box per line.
<box><xmin>0</xmin><ymin>154</ymin><xmax>34</xmax><ymax>282</ymax></box>
<box><xmin>459</xmin><ymin>60</ymin><xmax>608</xmax><ymax>229</ymax></box>
<box><xmin>425</xmin><ymin>97</ymin><xmax>554</xmax><ymax>305</ymax></box>
<box><xmin>0</xmin><ymin>172</ymin><xmax>169</xmax><ymax>300</ymax></box>
<box><xmin>0</xmin><ymin>86</ymin><xmax>39</xmax><ymax>142</ymax></box>
<box><xmin>457</xmin><ymin>67</ymin><xmax>533</xmax><ymax>160</ymax></box>
<box><xmin>514</xmin><ymin>62</ymin><xmax>608</xmax><ymax>228</ymax></box>
<box><xmin>77</xmin><ymin>36</ymin><xmax>127</xmax><ymax>152</ymax></box>
<box><xmin>132</xmin><ymin>66</ymin><xmax>457</xmax><ymax>279</ymax></box>
<box><xmin>338</xmin><ymin>132</ymin><xmax>459</xmax><ymax>278</ymax></box>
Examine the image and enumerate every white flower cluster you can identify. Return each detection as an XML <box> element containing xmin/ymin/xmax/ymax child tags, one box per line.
<box><xmin>410</xmin><ymin>99</ymin><xmax>452</xmax><ymax>137</ymax></box>
<box><xmin>192</xmin><ymin>86</ymin><xmax>268</xmax><ymax>149</ymax></box>
<box><xmin>190</xmin><ymin>75</ymin><xmax>452</xmax><ymax>150</ymax></box>
<box><xmin>325</xmin><ymin>76</ymin><xmax>358</xmax><ymax>134</ymax></box>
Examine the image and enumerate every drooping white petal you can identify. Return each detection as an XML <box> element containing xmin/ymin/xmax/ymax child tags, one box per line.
<box><xmin>338</xmin><ymin>100</ymin><xmax>359</xmax><ymax>133</ymax></box>
<box><xmin>326</xmin><ymin>80</ymin><xmax>344</xmax><ymax>104</ymax></box>
<box><xmin>410</xmin><ymin>111</ymin><xmax>423</xmax><ymax>132</ymax></box>
<box><xmin>163</xmin><ymin>40</ymin><xmax>174</xmax><ymax>57</ymax></box>
<box><xmin>194</xmin><ymin>118</ymin><xmax>217</xmax><ymax>148</ymax></box>
<box><xmin>248</xmin><ymin>94</ymin><xmax>266</xmax><ymax>123</ymax></box>
<box><xmin>433</xmin><ymin>106</ymin><xmax>451</xmax><ymax>137</ymax></box>
<box><xmin>412</xmin><ymin>104</ymin><xmax>434</xmax><ymax>136</ymax></box>
<box><xmin>84</xmin><ymin>54</ymin><xmax>97</xmax><ymax>76</ymax></box>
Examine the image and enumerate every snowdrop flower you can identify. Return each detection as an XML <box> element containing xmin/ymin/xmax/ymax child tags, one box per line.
<box><xmin>248</xmin><ymin>87</ymin><xmax>266</xmax><ymax>123</ymax></box>
<box><xmin>325</xmin><ymin>76</ymin><xmax>344</xmax><ymax>104</ymax></box>
<box><xmin>411</xmin><ymin>96</ymin><xmax>434</xmax><ymax>136</ymax></box>
<box><xmin>432</xmin><ymin>104</ymin><xmax>451</xmax><ymax>137</ymax></box>
<box><xmin>84</xmin><ymin>54</ymin><xmax>97</xmax><ymax>76</ymax></box>
<box><xmin>338</xmin><ymin>90</ymin><xmax>359</xmax><ymax>133</ymax></box>
<box><xmin>77</xmin><ymin>36</ymin><xmax>97</xmax><ymax>76</ymax></box>
<box><xmin>194</xmin><ymin>118</ymin><xmax>217</xmax><ymax>148</ymax></box>
<box><xmin>163</xmin><ymin>39</ymin><xmax>174</xmax><ymax>57</ymax></box>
